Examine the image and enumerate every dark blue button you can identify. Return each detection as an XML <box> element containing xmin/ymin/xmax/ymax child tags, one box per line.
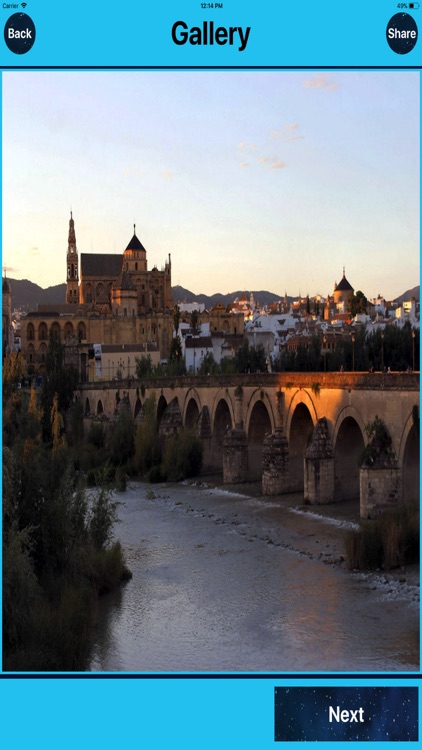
<box><xmin>274</xmin><ymin>686</ymin><xmax>418</xmax><ymax>742</ymax></box>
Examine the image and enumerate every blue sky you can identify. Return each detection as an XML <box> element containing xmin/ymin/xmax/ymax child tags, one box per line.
<box><xmin>2</xmin><ymin>70</ymin><xmax>419</xmax><ymax>300</ymax></box>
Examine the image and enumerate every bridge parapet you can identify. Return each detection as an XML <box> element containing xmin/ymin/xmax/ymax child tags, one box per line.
<box><xmin>78</xmin><ymin>371</ymin><xmax>419</xmax><ymax>393</ymax></box>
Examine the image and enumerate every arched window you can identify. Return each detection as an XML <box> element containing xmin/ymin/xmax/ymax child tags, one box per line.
<box><xmin>64</xmin><ymin>321</ymin><xmax>74</xmax><ymax>339</ymax></box>
<box><xmin>39</xmin><ymin>342</ymin><xmax>47</xmax><ymax>363</ymax></box>
<box><xmin>27</xmin><ymin>323</ymin><xmax>35</xmax><ymax>341</ymax></box>
<box><xmin>77</xmin><ymin>322</ymin><xmax>86</xmax><ymax>342</ymax></box>
<box><xmin>38</xmin><ymin>322</ymin><xmax>48</xmax><ymax>341</ymax></box>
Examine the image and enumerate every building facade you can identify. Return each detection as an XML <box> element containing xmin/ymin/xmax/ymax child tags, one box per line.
<box><xmin>21</xmin><ymin>214</ymin><xmax>175</xmax><ymax>380</ymax></box>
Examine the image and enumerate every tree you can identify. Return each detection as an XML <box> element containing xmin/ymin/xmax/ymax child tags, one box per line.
<box><xmin>133</xmin><ymin>394</ymin><xmax>161</xmax><ymax>475</ymax></box>
<box><xmin>109</xmin><ymin>405</ymin><xmax>134</xmax><ymax>466</ymax></box>
<box><xmin>41</xmin><ymin>328</ymin><xmax>79</xmax><ymax>440</ymax></box>
<box><xmin>135</xmin><ymin>354</ymin><xmax>153</xmax><ymax>378</ymax></box>
<box><xmin>173</xmin><ymin>304</ymin><xmax>181</xmax><ymax>336</ymax></box>
<box><xmin>51</xmin><ymin>392</ymin><xmax>67</xmax><ymax>460</ymax></box>
<box><xmin>350</xmin><ymin>290</ymin><xmax>368</xmax><ymax>317</ymax></box>
<box><xmin>197</xmin><ymin>351</ymin><xmax>220</xmax><ymax>375</ymax></box>
<box><xmin>23</xmin><ymin>387</ymin><xmax>43</xmax><ymax>459</ymax></box>
<box><xmin>190</xmin><ymin>309</ymin><xmax>201</xmax><ymax>337</ymax></box>
<box><xmin>168</xmin><ymin>335</ymin><xmax>185</xmax><ymax>375</ymax></box>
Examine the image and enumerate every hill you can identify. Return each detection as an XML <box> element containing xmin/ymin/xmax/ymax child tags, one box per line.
<box><xmin>7</xmin><ymin>278</ymin><xmax>419</xmax><ymax>312</ymax></box>
<box><xmin>9</xmin><ymin>279</ymin><xmax>66</xmax><ymax>312</ymax></box>
<box><xmin>172</xmin><ymin>286</ymin><xmax>287</xmax><ymax>309</ymax></box>
<box><xmin>394</xmin><ymin>286</ymin><xmax>420</xmax><ymax>306</ymax></box>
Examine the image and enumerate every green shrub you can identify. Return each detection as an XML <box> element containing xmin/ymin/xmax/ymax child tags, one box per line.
<box><xmin>161</xmin><ymin>428</ymin><xmax>202</xmax><ymax>482</ymax></box>
<box><xmin>148</xmin><ymin>464</ymin><xmax>166</xmax><ymax>483</ymax></box>
<box><xmin>109</xmin><ymin>407</ymin><xmax>134</xmax><ymax>466</ymax></box>
<box><xmin>87</xmin><ymin>421</ymin><xmax>105</xmax><ymax>448</ymax></box>
<box><xmin>132</xmin><ymin>394</ymin><xmax>161</xmax><ymax>475</ymax></box>
<box><xmin>345</xmin><ymin>502</ymin><xmax>419</xmax><ymax>571</ymax></box>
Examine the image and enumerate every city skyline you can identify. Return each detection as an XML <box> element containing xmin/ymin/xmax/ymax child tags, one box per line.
<box><xmin>2</xmin><ymin>70</ymin><xmax>419</xmax><ymax>301</ymax></box>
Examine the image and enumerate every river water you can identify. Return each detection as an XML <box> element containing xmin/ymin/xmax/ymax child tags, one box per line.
<box><xmin>89</xmin><ymin>480</ymin><xmax>419</xmax><ymax>673</ymax></box>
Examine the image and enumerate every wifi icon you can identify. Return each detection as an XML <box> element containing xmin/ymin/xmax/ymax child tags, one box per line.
<box><xmin>21</xmin><ymin>2</ymin><xmax>27</xmax><ymax>7</ymax></box>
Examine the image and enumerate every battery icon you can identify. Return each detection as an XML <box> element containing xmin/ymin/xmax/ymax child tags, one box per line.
<box><xmin>409</xmin><ymin>2</ymin><xmax>419</xmax><ymax>8</ymax></box>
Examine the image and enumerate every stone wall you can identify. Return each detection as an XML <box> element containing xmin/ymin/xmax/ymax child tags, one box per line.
<box><xmin>261</xmin><ymin>430</ymin><xmax>289</xmax><ymax>495</ymax></box>
<box><xmin>304</xmin><ymin>417</ymin><xmax>335</xmax><ymax>504</ymax></box>
<box><xmin>360</xmin><ymin>467</ymin><xmax>402</xmax><ymax>519</ymax></box>
<box><xmin>223</xmin><ymin>429</ymin><xmax>248</xmax><ymax>483</ymax></box>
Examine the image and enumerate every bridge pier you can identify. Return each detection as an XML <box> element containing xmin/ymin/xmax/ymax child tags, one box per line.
<box><xmin>304</xmin><ymin>417</ymin><xmax>335</xmax><ymax>504</ymax></box>
<box><xmin>360</xmin><ymin>466</ymin><xmax>402</xmax><ymax>519</ymax></box>
<box><xmin>197</xmin><ymin>406</ymin><xmax>213</xmax><ymax>472</ymax></box>
<box><xmin>359</xmin><ymin>419</ymin><xmax>402</xmax><ymax>518</ymax></box>
<box><xmin>223</xmin><ymin>428</ymin><xmax>248</xmax><ymax>483</ymax></box>
<box><xmin>223</xmin><ymin>386</ymin><xmax>249</xmax><ymax>483</ymax></box>
<box><xmin>261</xmin><ymin>428</ymin><xmax>289</xmax><ymax>495</ymax></box>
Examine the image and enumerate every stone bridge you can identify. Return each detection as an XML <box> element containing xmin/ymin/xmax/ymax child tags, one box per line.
<box><xmin>78</xmin><ymin>372</ymin><xmax>419</xmax><ymax>517</ymax></box>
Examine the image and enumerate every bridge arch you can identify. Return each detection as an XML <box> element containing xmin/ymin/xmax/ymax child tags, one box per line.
<box><xmin>288</xmin><ymin>401</ymin><xmax>315</xmax><ymax>492</ymax></box>
<box><xmin>285</xmin><ymin>389</ymin><xmax>318</xmax><ymax>440</ymax></box>
<box><xmin>134</xmin><ymin>396</ymin><xmax>142</xmax><ymax>420</ymax></box>
<box><xmin>333</xmin><ymin>407</ymin><xmax>366</xmax><ymax>501</ymax></box>
<box><xmin>245</xmin><ymin>389</ymin><xmax>276</xmax><ymax>435</ymax></box>
<box><xmin>247</xmin><ymin>398</ymin><xmax>272</xmax><ymax>479</ymax></box>
<box><xmin>399</xmin><ymin>411</ymin><xmax>419</xmax><ymax>504</ymax></box>
<box><xmin>185</xmin><ymin>398</ymin><xmax>201</xmax><ymax>430</ymax></box>
<box><xmin>157</xmin><ymin>394</ymin><xmax>167</xmax><ymax>429</ymax></box>
<box><xmin>181</xmin><ymin>388</ymin><xmax>202</xmax><ymax>429</ymax></box>
<box><xmin>212</xmin><ymin>397</ymin><xmax>234</xmax><ymax>472</ymax></box>
<box><xmin>211</xmin><ymin>389</ymin><xmax>235</xmax><ymax>429</ymax></box>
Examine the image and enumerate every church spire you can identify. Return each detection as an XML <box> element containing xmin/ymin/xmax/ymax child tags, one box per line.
<box><xmin>68</xmin><ymin>210</ymin><xmax>76</xmax><ymax>248</ymax></box>
<box><xmin>66</xmin><ymin>211</ymin><xmax>79</xmax><ymax>304</ymax></box>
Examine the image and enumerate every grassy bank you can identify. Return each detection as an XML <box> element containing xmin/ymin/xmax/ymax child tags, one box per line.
<box><xmin>345</xmin><ymin>502</ymin><xmax>419</xmax><ymax>571</ymax></box>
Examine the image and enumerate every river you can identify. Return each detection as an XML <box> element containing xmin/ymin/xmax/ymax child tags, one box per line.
<box><xmin>89</xmin><ymin>480</ymin><xmax>419</xmax><ymax>672</ymax></box>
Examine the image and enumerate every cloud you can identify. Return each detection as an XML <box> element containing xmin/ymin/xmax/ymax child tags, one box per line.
<box><xmin>161</xmin><ymin>171</ymin><xmax>174</xmax><ymax>180</ymax></box>
<box><xmin>271</xmin><ymin>123</ymin><xmax>304</xmax><ymax>143</ymax></box>
<box><xmin>3</xmin><ymin>266</ymin><xmax>17</xmax><ymax>274</ymax></box>
<box><xmin>239</xmin><ymin>162</ymin><xmax>249</xmax><ymax>169</ymax></box>
<box><xmin>258</xmin><ymin>156</ymin><xmax>286</xmax><ymax>170</ymax></box>
<box><xmin>303</xmin><ymin>73</ymin><xmax>339</xmax><ymax>92</ymax></box>
<box><xmin>238</xmin><ymin>142</ymin><xmax>257</xmax><ymax>151</ymax></box>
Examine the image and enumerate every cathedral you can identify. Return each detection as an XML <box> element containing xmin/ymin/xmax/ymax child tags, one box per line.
<box><xmin>66</xmin><ymin>212</ymin><xmax>173</xmax><ymax>313</ymax></box>
<box><xmin>21</xmin><ymin>214</ymin><xmax>175</xmax><ymax>381</ymax></box>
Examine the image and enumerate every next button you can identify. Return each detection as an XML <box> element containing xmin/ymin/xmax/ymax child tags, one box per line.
<box><xmin>274</xmin><ymin>686</ymin><xmax>418</xmax><ymax>742</ymax></box>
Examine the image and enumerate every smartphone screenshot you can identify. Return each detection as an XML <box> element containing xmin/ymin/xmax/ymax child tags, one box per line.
<box><xmin>0</xmin><ymin>2</ymin><xmax>420</xmax><ymax>748</ymax></box>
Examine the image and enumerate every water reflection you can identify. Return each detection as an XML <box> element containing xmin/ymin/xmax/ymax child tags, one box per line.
<box><xmin>89</xmin><ymin>482</ymin><xmax>419</xmax><ymax>672</ymax></box>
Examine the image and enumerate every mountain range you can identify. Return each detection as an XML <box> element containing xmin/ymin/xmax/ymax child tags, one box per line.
<box><xmin>6</xmin><ymin>278</ymin><xmax>420</xmax><ymax>313</ymax></box>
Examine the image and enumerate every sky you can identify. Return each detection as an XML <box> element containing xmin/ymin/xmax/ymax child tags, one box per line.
<box><xmin>2</xmin><ymin>70</ymin><xmax>420</xmax><ymax>300</ymax></box>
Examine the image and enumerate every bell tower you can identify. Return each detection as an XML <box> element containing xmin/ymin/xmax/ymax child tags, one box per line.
<box><xmin>66</xmin><ymin>211</ymin><xmax>79</xmax><ymax>304</ymax></box>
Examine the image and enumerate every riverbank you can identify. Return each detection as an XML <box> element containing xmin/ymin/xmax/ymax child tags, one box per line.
<box><xmin>181</xmin><ymin>476</ymin><xmax>420</xmax><ymax>609</ymax></box>
<box><xmin>89</xmin><ymin>478</ymin><xmax>419</xmax><ymax>671</ymax></box>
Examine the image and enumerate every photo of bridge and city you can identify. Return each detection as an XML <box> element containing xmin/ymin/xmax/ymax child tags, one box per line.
<box><xmin>2</xmin><ymin>70</ymin><xmax>419</xmax><ymax>672</ymax></box>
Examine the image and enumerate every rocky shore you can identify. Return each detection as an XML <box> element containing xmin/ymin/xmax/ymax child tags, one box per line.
<box><xmin>182</xmin><ymin>476</ymin><xmax>420</xmax><ymax>610</ymax></box>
